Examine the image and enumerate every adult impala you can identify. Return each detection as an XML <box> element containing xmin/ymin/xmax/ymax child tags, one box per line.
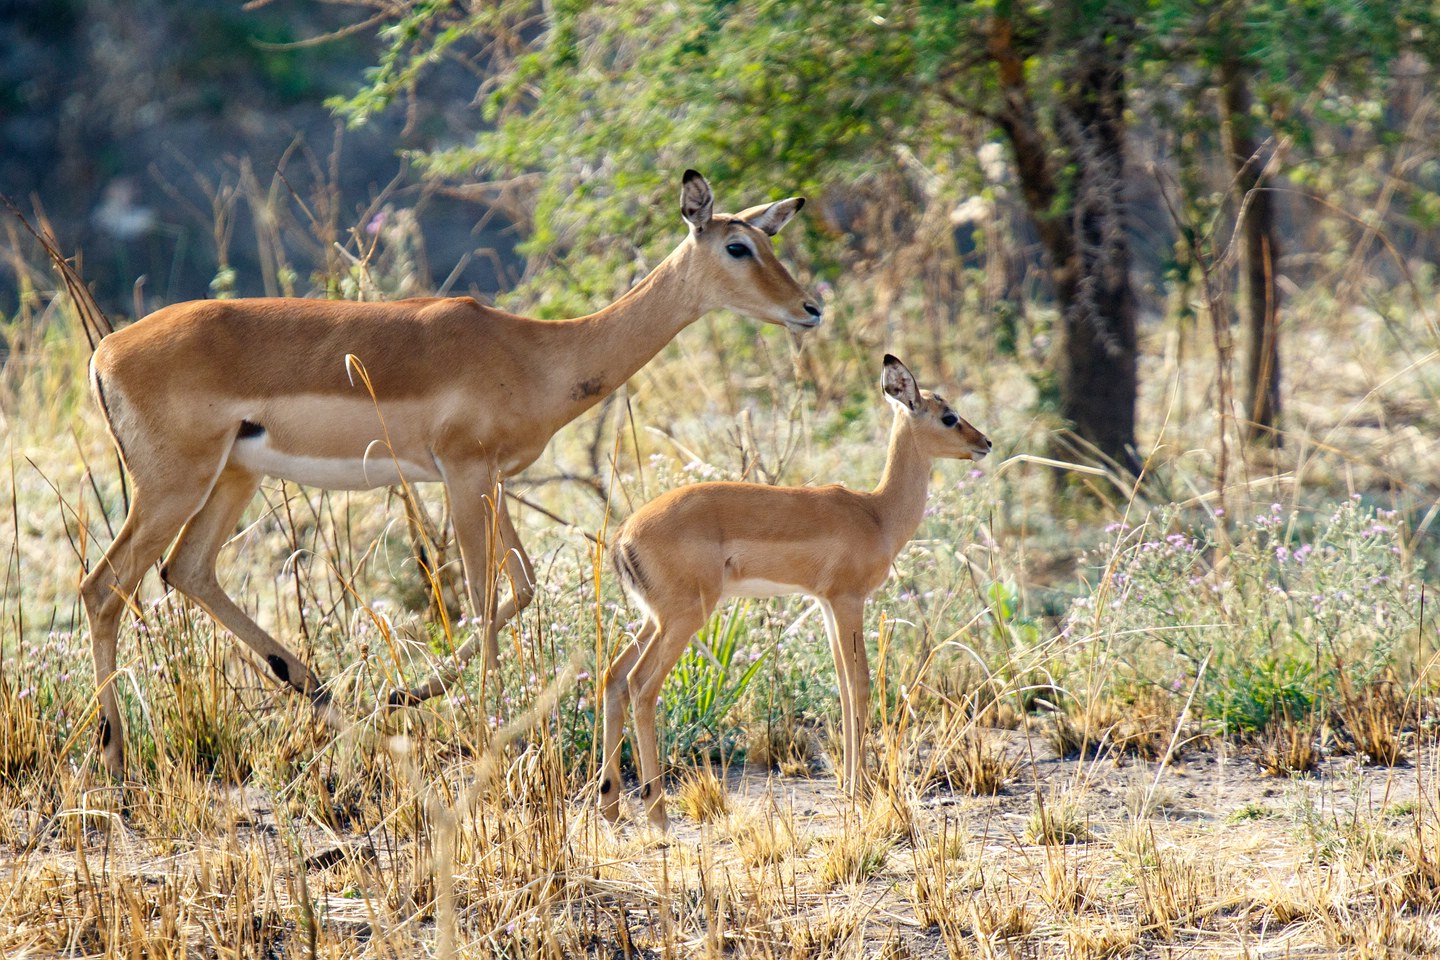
<box><xmin>600</xmin><ymin>355</ymin><xmax>989</xmax><ymax>829</ymax></box>
<box><xmin>81</xmin><ymin>170</ymin><xmax>820</xmax><ymax>777</ymax></box>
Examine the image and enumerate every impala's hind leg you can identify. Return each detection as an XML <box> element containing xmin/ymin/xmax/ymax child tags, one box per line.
<box><xmin>481</xmin><ymin>501</ymin><xmax>536</xmax><ymax>670</ymax></box>
<box><xmin>160</xmin><ymin>465</ymin><xmax>340</xmax><ymax>726</ymax></box>
<box><xmin>81</xmin><ymin>462</ymin><xmax>225</xmax><ymax>778</ymax></box>
<box><xmin>599</xmin><ymin>619</ymin><xmax>656</xmax><ymax>821</ymax></box>
<box><xmin>625</xmin><ymin>601</ymin><xmax>710</xmax><ymax>831</ymax></box>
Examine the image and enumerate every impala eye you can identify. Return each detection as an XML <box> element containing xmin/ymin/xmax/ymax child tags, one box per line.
<box><xmin>941</xmin><ymin>413</ymin><xmax>959</xmax><ymax>428</ymax></box>
<box><xmin>725</xmin><ymin>242</ymin><xmax>752</xmax><ymax>259</ymax></box>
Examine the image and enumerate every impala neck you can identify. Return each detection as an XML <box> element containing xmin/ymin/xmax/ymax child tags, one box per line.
<box><xmin>870</xmin><ymin>412</ymin><xmax>935</xmax><ymax>555</ymax></box>
<box><xmin>542</xmin><ymin>242</ymin><xmax>709</xmax><ymax>424</ymax></box>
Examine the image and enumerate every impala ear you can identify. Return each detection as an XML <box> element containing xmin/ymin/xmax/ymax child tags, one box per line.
<box><xmin>680</xmin><ymin>169</ymin><xmax>714</xmax><ymax>233</ymax></box>
<box><xmin>737</xmin><ymin>197</ymin><xmax>805</xmax><ymax>236</ymax></box>
<box><xmin>881</xmin><ymin>354</ymin><xmax>920</xmax><ymax>411</ymax></box>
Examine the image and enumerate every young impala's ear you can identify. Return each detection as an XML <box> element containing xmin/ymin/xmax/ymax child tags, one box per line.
<box><xmin>881</xmin><ymin>354</ymin><xmax>921</xmax><ymax>411</ymax></box>
<box><xmin>736</xmin><ymin>197</ymin><xmax>805</xmax><ymax>236</ymax></box>
<box><xmin>680</xmin><ymin>169</ymin><xmax>714</xmax><ymax>233</ymax></box>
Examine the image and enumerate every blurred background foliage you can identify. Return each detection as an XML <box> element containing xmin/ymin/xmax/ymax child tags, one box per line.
<box><xmin>330</xmin><ymin>0</ymin><xmax>1440</xmax><ymax>465</ymax></box>
<box><xmin>4</xmin><ymin>0</ymin><xmax>1437</xmax><ymax>472</ymax></box>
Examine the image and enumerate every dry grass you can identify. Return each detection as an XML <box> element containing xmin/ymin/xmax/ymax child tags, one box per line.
<box><xmin>1338</xmin><ymin>671</ymin><xmax>1411</xmax><ymax>767</ymax></box>
<box><xmin>676</xmin><ymin>762</ymin><xmax>731</xmax><ymax>823</ymax></box>
<box><xmin>746</xmin><ymin>717</ymin><xmax>819</xmax><ymax>777</ymax></box>
<box><xmin>1023</xmin><ymin>794</ymin><xmax>1094</xmax><ymax>845</ymax></box>
<box><xmin>1046</xmin><ymin>686</ymin><xmax>1184</xmax><ymax>763</ymax></box>
<box><xmin>922</xmin><ymin>727</ymin><xmax>1019</xmax><ymax>796</ymax></box>
<box><xmin>1258</xmin><ymin>717</ymin><xmax>1322</xmax><ymax>776</ymax></box>
<box><xmin>818</xmin><ymin>827</ymin><xmax>894</xmax><ymax>888</ymax></box>
<box><xmin>729</xmin><ymin>805</ymin><xmax>811</xmax><ymax>867</ymax></box>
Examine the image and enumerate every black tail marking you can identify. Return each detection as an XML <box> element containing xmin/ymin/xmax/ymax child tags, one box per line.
<box><xmin>237</xmin><ymin>420</ymin><xmax>265</xmax><ymax>439</ymax></box>
<box><xmin>614</xmin><ymin>539</ymin><xmax>650</xmax><ymax>596</ymax></box>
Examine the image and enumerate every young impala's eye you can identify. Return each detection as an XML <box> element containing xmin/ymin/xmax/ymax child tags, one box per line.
<box><xmin>725</xmin><ymin>242</ymin><xmax>752</xmax><ymax>259</ymax></box>
<box><xmin>941</xmin><ymin>413</ymin><xmax>959</xmax><ymax>428</ymax></box>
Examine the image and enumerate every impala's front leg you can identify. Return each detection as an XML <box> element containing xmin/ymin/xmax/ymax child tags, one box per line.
<box><xmin>391</xmin><ymin>462</ymin><xmax>503</xmax><ymax>706</ymax></box>
<box><xmin>824</xmin><ymin>595</ymin><xmax>871</xmax><ymax>793</ymax></box>
<box><xmin>481</xmin><ymin>500</ymin><xmax>536</xmax><ymax>670</ymax></box>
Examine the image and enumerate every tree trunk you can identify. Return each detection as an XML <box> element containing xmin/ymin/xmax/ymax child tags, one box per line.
<box><xmin>988</xmin><ymin>14</ymin><xmax>1140</xmax><ymax>473</ymax></box>
<box><xmin>1221</xmin><ymin>60</ymin><xmax>1283</xmax><ymax>445</ymax></box>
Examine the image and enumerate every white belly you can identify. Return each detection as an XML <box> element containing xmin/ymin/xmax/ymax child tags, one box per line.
<box><xmin>230</xmin><ymin>435</ymin><xmax>442</xmax><ymax>489</ymax></box>
<box><xmin>722</xmin><ymin>577</ymin><xmax>811</xmax><ymax>600</ymax></box>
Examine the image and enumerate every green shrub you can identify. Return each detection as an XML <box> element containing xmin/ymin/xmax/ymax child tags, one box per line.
<box><xmin>1067</xmin><ymin>498</ymin><xmax>1424</xmax><ymax>734</ymax></box>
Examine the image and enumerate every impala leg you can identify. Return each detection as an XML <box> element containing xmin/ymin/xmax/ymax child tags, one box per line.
<box><xmin>392</xmin><ymin>465</ymin><xmax>501</xmax><ymax>706</ymax></box>
<box><xmin>80</xmin><ymin>469</ymin><xmax>220</xmax><ymax>778</ymax></box>
<box><xmin>832</xmin><ymin>596</ymin><xmax>871</xmax><ymax>792</ymax></box>
<box><xmin>626</xmin><ymin>604</ymin><xmax>708</xmax><ymax>831</ymax></box>
<box><xmin>821</xmin><ymin>596</ymin><xmax>870</xmax><ymax>793</ymax></box>
<box><xmin>160</xmin><ymin>466</ymin><xmax>340</xmax><ymax>727</ymax></box>
<box><xmin>401</xmin><ymin>491</ymin><xmax>461</xmax><ymax>625</ymax></box>
<box><xmin>819</xmin><ymin>600</ymin><xmax>853</xmax><ymax>791</ymax></box>
<box><xmin>482</xmin><ymin>500</ymin><xmax>536</xmax><ymax>670</ymax></box>
<box><xmin>599</xmin><ymin>620</ymin><xmax>655</xmax><ymax>822</ymax></box>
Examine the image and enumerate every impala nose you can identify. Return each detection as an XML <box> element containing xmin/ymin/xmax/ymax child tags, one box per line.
<box><xmin>803</xmin><ymin>301</ymin><xmax>822</xmax><ymax>321</ymax></box>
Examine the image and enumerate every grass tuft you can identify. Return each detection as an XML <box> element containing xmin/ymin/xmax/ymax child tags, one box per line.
<box><xmin>675</xmin><ymin>762</ymin><xmax>729</xmax><ymax>823</ymax></box>
<box><xmin>1258</xmin><ymin>717</ymin><xmax>1321</xmax><ymax>776</ymax></box>
<box><xmin>926</xmin><ymin>727</ymin><xmax>1018</xmax><ymax>796</ymax></box>
<box><xmin>819</xmin><ymin>825</ymin><xmax>893</xmax><ymax>888</ymax></box>
<box><xmin>1024</xmin><ymin>795</ymin><xmax>1094</xmax><ymax>845</ymax></box>
<box><xmin>1338</xmin><ymin>671</ymin><xmax>1409</xmax><ymax>766</ymax></box>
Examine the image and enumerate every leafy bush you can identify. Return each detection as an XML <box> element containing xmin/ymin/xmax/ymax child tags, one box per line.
<box><xmin>661</xmin><ymin>601</ymin><xmax>767</xmax><ymax>763</ymax></box>
<box><xmin>1067</xmin><ymin>498</ymin><xmax>1424</xmax><ymax>734</ymax></box>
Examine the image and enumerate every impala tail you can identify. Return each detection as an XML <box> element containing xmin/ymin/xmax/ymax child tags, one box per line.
<box><xmin>610</xmin><ymin>528</ymin><xmax>654</xmax><ymax>614</ymax></box>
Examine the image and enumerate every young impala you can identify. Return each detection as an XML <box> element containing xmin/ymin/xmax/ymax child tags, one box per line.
<box><xmin>601</xmin><ymin>355</ymin><xmax>991</xmax><ymax>829</ymax></box>
<box><xmin>81</xmin><ymin>170</ymin><xmax>820</xmax><ymax>777</ymax></box>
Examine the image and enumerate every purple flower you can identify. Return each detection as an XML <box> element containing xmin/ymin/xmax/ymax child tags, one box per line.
<box><xmin>366</xmin><ymin>211</ymin><xmax>387</xmax><ymax>235</ymax></box>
